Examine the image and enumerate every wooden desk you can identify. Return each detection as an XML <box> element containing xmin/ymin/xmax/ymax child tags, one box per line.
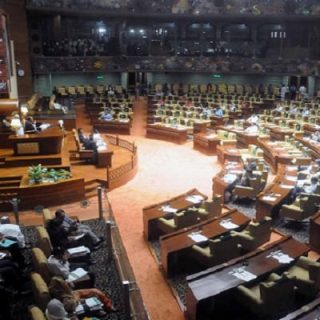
<box><xmin>9</xmin><ymin>127</ymin><xmax>63</xmax><ymax>155</ymax></box>
<box><xmin>309</xmin><ymin>212</ymin><xmax>320</xmax><ymax>252</ymax></box>
<box><xmin>160</xmin><ymin>210</ymin><xmax>249</xmax><ymax>276</ymax></box>
<box><xmin>295</xmin><ymin>136</ymin><xmax>320</xmax><ymax>160</ymax></box>
<box><xmin>185</xmin><ymin>236</ymin><xmax>309</xmax><ymax>320</ymax></box>
<box><xmin>92</xmin><ymin>119</ymin><xmax>131</xmax><ymax>135</ymax></box>
<box><xmin>146</xmin><ymin>124</ymin><xmax>188</xmax><ymax>144</ymax></box>
<box><xmin>193</xmin><ymin>133</ymin><xmax>220</xmax><ymax>155</ymax></box>
<box><xmin>210</xmin><ymin>116</ymin><xmax>229</xmax><ymax>128</ymax></box>
<box><xmin>193</xmin><ymin>121</ymin><xmax>211</xmax><ymax>134</ymax></box>
<box><xmin>258</xmin><ymin>139</ymin><xmax>311</xmax><ymax>173</ymax></box>
<box><xmin>97</xmin><ymin>149</ymin><xmax>114</xmax><ymax>168</ymax></box>
<box><xmin>142</xmin><ymin>188</ymin><xmax>207</xmax><ymax>241</ymax></box>
<box><xmin>216</xmin><ymin>145</ymin><xmax>242</xmax><ymax>164</ymax></box>
<box><xmin>216</xmin><ymin>125</ymin><xmax>269</xmax><ymax>148</ymax></box>
<box><xmin>269</xmin><ymin>127</ymin><xmax>296</xmax><ymax>141</ymax></box>
<box><xmin>212</xmin><ymin>162</ymin><xmax>243</xmax><ymax>202</ymax></box>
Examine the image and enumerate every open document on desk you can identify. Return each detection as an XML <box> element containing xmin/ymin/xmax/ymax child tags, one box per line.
<box><xmin>185</xmin><ymin>195</ymin><xmax>204</xmax><ymax>204</ymax></box>
<box><xmin>229</xmin><ymin>267</ymin><xmax>257</xmax><ymax>281</ymax></box>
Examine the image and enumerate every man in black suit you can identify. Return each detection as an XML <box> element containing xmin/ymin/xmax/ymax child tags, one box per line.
<box><xmin>24</xmin><ymin>116</ymin><xmax>38</xmax><ymax>133</ymax></box>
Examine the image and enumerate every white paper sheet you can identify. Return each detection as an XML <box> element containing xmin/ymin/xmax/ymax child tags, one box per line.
<box><xmin>185</xmin><ymin>195</ymin><xmax>204</xmax><ymax>204</ymax></box>
<box><xmin>160</xmin><ymin>205</ymin><xmax>177</xmax><ymax>213</ymax></box>
<box><xmin>67</xmin><ymin>246</ymin><xmax>90</xmax><ymax>255</ymax></box>
<box><xmin>67</xmin><ymin>268</ymin><xmax>88</xmax><ymax>282</ymax></box>
<box><xmin>279</xmin><ymin>184</ymin><xmax>294</xmax><ymax>189</ymax></box>
<box><xmin>188</xmin><ymin>233</ymin><xmax>208</xmax><ymax>243</ymax></box>
<box><xmin>229</xmin><ymin>267</ymin><xmax>257</xmax><ymax>281</ymax></box>
<box><xmin>267</xmin><ymin>250</ymin><xmax>294</xmax><ymax>264</ymax></box>
<box><xmin>220</xmin><ymin>219</ymin><xmax>239</xmax><ymax>230</ymax></box>
<box><xmin>223</xmin><ymin>174</ymin><xmax>237</xmax><ymax>184</ymax></box>
<box><xmin>262</xmin><ymin>196</ymin><xmax>277</xmax><ymax>202</ymax></box>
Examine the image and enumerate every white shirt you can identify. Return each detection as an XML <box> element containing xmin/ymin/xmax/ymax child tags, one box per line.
<box><xmin>47</xmin><ymin>255</ymin><xmax>70</xmax><ymax>279</ymax></box>
<box><xmin>0</xmin><ymin>224</ymin><xmax>25</xmax><ymax>248</ymax></box>
<box><xmin>245</xmin><ymin>125</ymin><xmax>259</xmax><ymax>134</ymax></box>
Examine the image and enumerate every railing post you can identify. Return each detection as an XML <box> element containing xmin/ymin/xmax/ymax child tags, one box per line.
<box><xmin>9</xmin><ymin>198</ymin><xmax>20</xmax><ymax>225</ymax></box>
<box><xmin>97</xmin><ymin>187</ymin><xmax>104</xmax><ymax>220</ymax></box>
<box><xmin>116</xmin><ymin>135</ymin><xmax>119</xmax><ymax>146</ymax></box>
<box><xmin>106</xmin><ymin>220</ymin><xmax>113</xmax><ymax>261</ymax></box>
<box><xmin>122</xmin><ymin>280</ymin><xmax>131</xmax><ymax>320</ymax></box>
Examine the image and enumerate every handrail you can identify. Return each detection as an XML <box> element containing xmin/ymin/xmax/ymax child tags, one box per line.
<box><xmin>103</xmin><ymin>189</ymin><xmax>150</xmax><ymax>320</ymax></box>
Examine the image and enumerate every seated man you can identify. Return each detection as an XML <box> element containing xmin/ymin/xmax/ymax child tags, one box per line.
<box><xmin>245</xmin><ymin>123</ymin><xmax>259</xmax><ymax>134</ymax></box>
<box><xmin>77</xmin><ymin>128</ymin><xmax>98</xmax><ymax>163</ymax></box>
<box><xmin>48</xmin><ymin>246</ymin><xmax>94</xmax><ymax>285</ymax></box>
<box><xmin>46</xmin><ymin>218</ymin><xmax>97</xmax><ymax>251</ymax></box>
<box><xmin>215</xmin><ymin>106</ymin><xmax>224</xmax><ymax>117</ymax></box>
<box><xmin>247</xmin><ymin>114</ymin><xmax>259</xmax><ymax>125</ymax></box>
<box><xmin>289</xmin><ymin>176</ymin><xmax>319</xmax><ymax>202</ymax></box>
<box><xmin>99</xmin><ymin>111</ymin><xmax>113</xmax><ymax>121</ymax></box>
<box><xmin>24</xmin><ymin>116</ymin><xmax>39</xmax><ymax>133</ymax></box>
<box><xmin>55</xmin><ymin>209</ymin><xmax>104</xmax><ymax>248</ymax></box>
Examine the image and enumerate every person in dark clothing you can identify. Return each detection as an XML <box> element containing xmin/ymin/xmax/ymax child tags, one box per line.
<box><xmin>77</xmin><ymin>128</ymin><xmax>98</xmax><ymax>163</ymax></box>
<box><xmin>46</xmin><ymin>218</ymin><xmax>97</xmax><ymax>251</ymax></box>
<box><xmin>24</xmin><ymin>116</ymin><xmax>39</xmax><ymax>133</ymax></box>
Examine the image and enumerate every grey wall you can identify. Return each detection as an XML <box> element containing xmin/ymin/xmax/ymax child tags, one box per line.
<box><xmin>150</xmin><ymin>73</ymin><xmax>287</xmax><ymax>87</ymax></box>
<box><xmin>33</xmin><ymin>72</ymin><xmax>121</xmax><ymax>96</ymax></box>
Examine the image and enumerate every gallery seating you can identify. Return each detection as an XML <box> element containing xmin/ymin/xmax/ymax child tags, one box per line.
<box><xmin>35</xmin><ymin>226</ymin><xmax>53</xmax><ymax>258</ymax></box>
<box><xmin>287</xmin><ymin>256</ymin><xmax>320</xmax><ymax>297</ymax></box>
<box><xmin>31</xmin><ymin>247</ymin><xmax>51</xmax><ymax>284</ymax></box>
<box><xmin>231</xmin><ymin>217</ymin><xmax>272</xmax><ymax>252</ymax></box>
<box><xmin>29</xmin><ymin>306</ymin><xmax>46</xmax><ymax>320</ymax></box>
<box><xmin>236</xmin><ymin>272</ymin><xmax>295</xmax><ymax>317</ymax></box>
<box><xmin>30</xmin><ymin>272</ymin><xmax>51</xmax><ymax>311</ymax></box>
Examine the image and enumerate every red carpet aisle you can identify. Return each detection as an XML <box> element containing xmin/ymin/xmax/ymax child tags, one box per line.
<box><xmin>107</xmin><ymin>98</ymin><xmax>222</xmax><ymax>320</ymax></box>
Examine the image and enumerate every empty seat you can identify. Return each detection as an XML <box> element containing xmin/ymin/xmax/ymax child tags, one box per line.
<box><xmin>231</xmin><ymin>217</ymin><xmax>272</xmax><ymax>252</ymax></box>
<box><xmin>35</xmin><ymin>226</ymin><xmax>53</xmax><ymax>258</ymax></box>
<box><xmin>32</xmin><ymin>248</ymin><xmax>51</xmax><ymax>284</ymax></box>
<box><xmin>287</xmin><ymin>256</ymin><xmax>320</xmax><ymax>297</ymax></box>
<box><xmin>157</xmin><ymin>209</ymin><xmax>199</xmax><ymax>234</ymax></box>
<box><xmin>237</xmin><ymin>273</ymin><xmax>295</xmax><ymax>317</ymax></box>
<box><xmin>30</xmin><ymin>273</ymin><xmax>50</xmax><ymax>311</ymax></box>
<box><xmin>191</xmin><ymin>233</ymin><xmax>240</xmax><ymax>267</ymax></box>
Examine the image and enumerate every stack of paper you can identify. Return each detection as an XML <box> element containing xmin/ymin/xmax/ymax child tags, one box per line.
<box><xmin>267</xmin><ymin>250</ymin><xmax>294</xmax><ymax>264</ymax></box>
<box><xmin>67</xmin><ymin>268</ymin><xmax>88</xmax><ymax>282</ymax></box>
<box><xmin>223</xmin><ymin>174</ymin><xmax>237</xmax><ymax>184</ymax></box>
<box><xmin>160</xmin><ymin>205</ymin><xmax>177</xmax><ymax>213</ymax></box>
<box><xmin>220</xmin><ymin>219</ymin><xmax>239</xmax><ymax>230</ymax></box>
<box><xmin>262</xmin><ymin>195</ymin><xmax>277</xmax><ymax>202</ymax></box>
<box><xmin>188</xmin><ymin>232</ymin><xmax>208</xmax><ymax>243</ymax></box>
<box><xmin>280</xmin><ymin>184</ymin><xmax>294</xmax><ymax>189</ymax></box>
<box><xmin>85</xmin><ymin>297</ymin><xmax>103</xmax><ymax>310</ymax></box>
<box><xmin>67</xmin><ymin>246</ymin><xmax>90</xmax><ymax>256</ymax></box>
<box><xmin>229</xmin><ymin>267</ymin><xmax>257</xmax><ymax>281</ymax></box>
<box><xmin>185</xmin><ymin>195</ymin><xmax>204</xmax><ymax>204</ymax></box>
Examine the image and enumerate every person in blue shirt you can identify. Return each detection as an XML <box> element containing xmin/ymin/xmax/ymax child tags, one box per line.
<box><xmin>215</xmin><ymin>106</ymin><xmax>224</xmax><ymax>117</ymax></box>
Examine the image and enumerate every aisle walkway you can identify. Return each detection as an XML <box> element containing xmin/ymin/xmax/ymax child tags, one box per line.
<box><xmin>107</xmin><ymin>98</ymin><xmax>221</xmax><ymax>319</ymax></box>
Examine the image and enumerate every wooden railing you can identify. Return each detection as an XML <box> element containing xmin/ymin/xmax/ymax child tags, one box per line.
<box><xmin>106</xmin><ymin>135</ymin><xmax>138</xmax><ymax>190</ymax></box>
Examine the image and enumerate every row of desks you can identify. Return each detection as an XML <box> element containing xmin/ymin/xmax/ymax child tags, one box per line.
<box><xmin>185</xmin><ymin>236</ymin><xmax>310</xmax><ymax>320</ymax></box>
<box><xmin>160</xmin><ymin>209</ymin><xmax>250</xmax><ymax>276</ymax></box>
<box><xmin>143</xmin><ymin>188</ymin><xmax>207</xmax><ymax>241</ymax></box>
